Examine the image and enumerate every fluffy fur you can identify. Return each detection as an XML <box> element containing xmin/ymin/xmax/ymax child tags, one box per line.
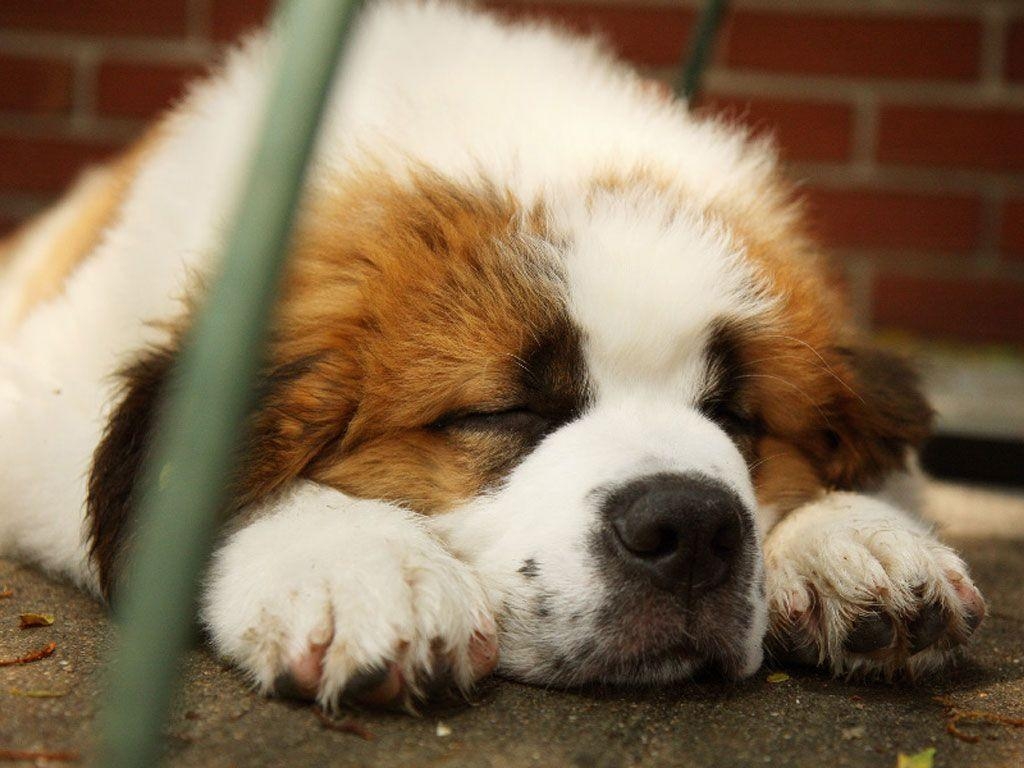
<box><xmin>0</xmin><ymin>0</ymin><xmax>983</xmax><ymax>708</ymax></box>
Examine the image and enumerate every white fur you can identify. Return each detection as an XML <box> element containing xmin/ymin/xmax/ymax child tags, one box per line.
<box><xmin>202</xmin><ymin>481</ymin><xmax>492</xmax><ymax>708</ymax></box>
<box><xmin>554</xmin><ymin>185</ymin><xmax>772</xmax><ymax>397</ymax></box>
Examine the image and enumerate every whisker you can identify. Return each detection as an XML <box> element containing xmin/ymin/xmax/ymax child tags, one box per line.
<box><xmin>504</xmin><ymin>351</ymin><xmax>538</xmax><ymax>385</ymax></box>
<box><xmin>747</xmin><ymin>452</ymin><xmax>786</xmax><ymax>473</ymax></box>
<box><xmin>759</xmin><ymin>332</ymin><xmax>865</xmax><ymax>405</ymax></box>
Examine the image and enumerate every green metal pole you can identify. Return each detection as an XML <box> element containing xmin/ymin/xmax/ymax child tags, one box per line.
<box><xmin>676</xmin><ymin>0</ymin><xmax>729</xmax><ymax>102</ymax></box>
<box><xmin>92</xmin><ymin>1</ymin><xmax>363</xmax><ymax>765</ymax></box>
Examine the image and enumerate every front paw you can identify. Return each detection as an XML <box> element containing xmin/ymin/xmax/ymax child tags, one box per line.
<box><xmin>764</xmin><ymin>493</ymin><xmax>985</xmax><ymax>678</ymax></box>
<box><xmin>201</xmin><ymin>484</ymin><xmax>497</xmax><ymax>710</ymax></box>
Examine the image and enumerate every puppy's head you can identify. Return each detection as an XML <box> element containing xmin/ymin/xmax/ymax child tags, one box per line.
<box><xmin>89</xmin><ymin>168</ymin><xmax>931</xmax><ymax>685</ymax></box>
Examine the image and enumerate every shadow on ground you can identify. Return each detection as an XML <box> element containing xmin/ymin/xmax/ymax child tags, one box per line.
<box><xmin>2</xmin><ymin>535</ymin><xmax>1022</xmax><ymax>767</ymax></box>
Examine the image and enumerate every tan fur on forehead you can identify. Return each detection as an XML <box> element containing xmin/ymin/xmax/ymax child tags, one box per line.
<box><xmin>272</xmin><ymin>168</ymin><xmax>573</xmax><ymax>512</ymax></box>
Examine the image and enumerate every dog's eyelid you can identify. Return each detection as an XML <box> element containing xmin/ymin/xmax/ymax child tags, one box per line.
<box><xmin>428</xmin><ymin>404</ymin><xmax>545</xmax><ymax>431</ymax></box>
<box><xmin>699</xmin><ymin>396</ymin><xmax>757</xmax><ymax>432</ymax></box>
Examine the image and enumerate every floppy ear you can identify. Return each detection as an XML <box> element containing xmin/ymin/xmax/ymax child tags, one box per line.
<box><xmin>816</xmin><ymin>344</ymin><xmax>933</xmax><ymax>490</ymax></box>
<box><xmin>87</xmin><ymin>339</ymin><xmax>354</xmax><ymax>601</ymax></box>
<box><xmin>87</xmin><ymin>346</ymin><xmax>174</xmax><ymax>601</ymax></box>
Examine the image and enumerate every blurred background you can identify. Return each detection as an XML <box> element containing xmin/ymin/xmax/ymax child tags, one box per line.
<box><xmin>0</xmin><ymin>0</ymin><xmax>1021</xmax><ymax>482</ymax></box>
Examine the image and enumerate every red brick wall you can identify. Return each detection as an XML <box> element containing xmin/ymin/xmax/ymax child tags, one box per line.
<box><xmin>1</xmin><ymin>0</ymin><xmax>1022</xmax><ymax>345</ymax></box>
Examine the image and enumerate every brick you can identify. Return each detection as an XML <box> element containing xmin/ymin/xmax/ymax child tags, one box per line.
<box><xmin>486</xmin><ymin>2</ymin><xmax>695</xmax><ymax>67</ymax></box>
<box><xmin>805</xmin><ymin>187</ymin><xmax>982</xmax><ymax>253</ymax></box>
<box><xmin>1008</xmin><ymin>20</ymin><xmax>1024</xmax><ymax>82</ymax></box>
<box><xmin>873</xmin><ymin>275</ymin><xmax>1024</xmax><ymax>344</ymax></box>
<box><xmin>0</xmin><ymin>135</ymin><xmax>125</xmax><ymax>195</ymax></box>
<box><xmin>0</xmin><ymin>1</ymin><xmax>188</xmax><ymax>37</ymax></box>
<box><xmin>878</xmin><ymin>104</ymin><xmax>1024</xmax><ymax>171</ymax></box>
<box><xmin>698</xmin><ymin>95</ymin><xmax>853</xmax><ymax>163</ymax></box>
<box><xmin>0</xmin><ymin>55</ymin><xmax>74</xmax><ymax>115</ymax></box>
<box><xmin>97</xmin><ymin>61</ymin><xmax>207</xmax><ymax>119</ymax></box>
<box><xmin>211</xmin><ymin>0</ymin><xmax>274</xmax><ymax>41</ymax></box>
<box><xmin>1002</xmin><ymin>198</ymin><xmax>1024</xmax><ymax>260</ymax></box>
<box><xmin>724</xmin><ymin>11</ymin><xmax>981</xmax><ymax>81</ymax></box>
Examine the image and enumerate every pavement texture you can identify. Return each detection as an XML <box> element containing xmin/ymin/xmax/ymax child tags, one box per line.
<box><xmin>1</xmin><ymin>480</ymin><xmax>1022</xmax><ymax>767</ymax></box>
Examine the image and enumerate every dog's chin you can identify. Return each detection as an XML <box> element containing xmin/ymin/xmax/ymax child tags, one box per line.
<box><xmin>582</xmin><ymin>636</ymin><xmax>762</xmax><ymax>687</ymax></box>
<box><xmin>503</xmin><ymin>626</ymin><xmax>763</xmax><ymax>689</ymax></box>
<box><xmin>575</xmin><ymin>590</ymin><xmax>766</xmax><ymax>687</ymax></box>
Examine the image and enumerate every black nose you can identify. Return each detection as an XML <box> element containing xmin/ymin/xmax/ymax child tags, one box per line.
<box><xmin>603</xmin><ymin>473</ymin><xmax>749</xmax><ymax>597</ymax></box>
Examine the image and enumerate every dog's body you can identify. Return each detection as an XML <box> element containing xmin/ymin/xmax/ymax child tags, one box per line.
<box><xmin>0</xmin><ymin>0</ymin><xmax>984</xmax><ymax>708</ymax></box>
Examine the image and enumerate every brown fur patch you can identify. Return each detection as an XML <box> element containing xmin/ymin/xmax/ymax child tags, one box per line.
<box><xmin>702</xmin><ymin>176</ymin><xmax>933</xmax><ymax>514</ymax></box>
<box><xmin>289</xmin><ymin>171</ymin><xmax>586</xmax><ymax>511</ymax></box>
<box><xmin>86</xmin><ymin>170</ymin><xmax>587</xmax><ymax>595</ymax></box>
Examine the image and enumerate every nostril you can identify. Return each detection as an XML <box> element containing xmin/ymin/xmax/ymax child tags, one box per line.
<box><xmin>612</xmin><ymin>517</ymin><xmax>678</xmax><ymax>559</ymax></box>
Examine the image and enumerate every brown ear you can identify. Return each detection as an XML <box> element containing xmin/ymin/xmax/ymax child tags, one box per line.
<box><xmin>818</xmin><ymin>344</ymin><xmax>934</xmax><ymax>490</ymax></box>
<box><xmin>87</xmin><ymin>340</ymin><xmax>353</xmax><ymax>601</ymax></box>
<box><xmin>87</xmin><ymin>346</ymin><xmax>175</xmax><ymax>601</ymax></box>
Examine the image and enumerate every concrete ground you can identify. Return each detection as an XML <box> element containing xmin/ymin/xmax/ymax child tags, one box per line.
<box><xmin>1</xmin><ymin>480</ymin><xmax>1022</xmax><ymax>767</ymax></box>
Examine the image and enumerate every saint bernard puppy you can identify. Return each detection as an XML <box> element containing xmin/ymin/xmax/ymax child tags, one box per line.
<box><xmin>0</xmin><ymin>0</ymin><xmax>985</xmax><ymax>709</ymax></box>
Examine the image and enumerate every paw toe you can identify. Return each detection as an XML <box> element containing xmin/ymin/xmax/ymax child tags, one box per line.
<box><xmin>468</xmin><ymin>628</ymin><xmax>499</xmax><ymax>678</ymax></box>
<box><xmin>343</xmin><ymin>664</ymin><xmax>394</xmax><ymax>698</ymax></box>
<box><xmin>273</xmin><ymin>670</ymin><xmax>318</xmax><ymax>701</ymax></box>
<box><xmin>844</xmin><ymin>611</ymin><xmax>895</xmax><ymax>653</ymax></box>
<box><xmin>767</xmin><ymin>626</ymin><xmax>819</xmax><ymax>667</ymax></box>
<box><xmin>345</xmin><ymin>663</ymin><xmax>405</xmax><ymax>707</ymax></box>
<box><xmin>274</xmin><ymin>640</ymin><xmax>329</xmax><ymax>701</ymax></box>
<box><xmin>907</xmin><ymin>603</ymin><xmax>948</xmax><ymax>655</ymax></box>
<box><xmin>950</xmin><ymin>576</ymin><xmax>986</xmax><ymax>636</ymax></box>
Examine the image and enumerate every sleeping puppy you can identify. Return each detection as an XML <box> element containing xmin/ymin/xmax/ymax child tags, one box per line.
<box><xmin>0</xmin><ymin>0</ymin><xmax>984</xmax><ymax>709</ymax></box>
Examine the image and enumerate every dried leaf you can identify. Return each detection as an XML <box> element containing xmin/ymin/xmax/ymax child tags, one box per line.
<box><xmin>9</xmin><ymin>687</ymin><xmax>68</xmax><ymax>698</ymax></box>
<box><xmin>0</xmin><ymin>641</ymin><xmax>57</xmax><ymax>667</ymax></box>
<box><xmin>314</xmin><ymin>708</ymin><xmax>375</xmax><ymax>741</ymax></box>
<box><xmin>18</xmin><ymin>612</ymin><xmax>55</xmax><ymax>628</ymax></box>
<box><xmin>0</xmin><ymin>586</ymin><xmax>13</xmax><ymax>599</ymax></box>
<box><xmin>897</xmin><ymin>747</ymin><xmax>935</xmax><ymax>768</ymax></box>
<box><xmin>0</xmin><ymin>748</ymin><xmax>78</xmax><ymax>763</ymax></box>
<box><xmin>934</xmin><ymin>694</ymin><xmax>1024</xmax><ymax>743</ymax></box>
<box><xmin>766</xmin><ymin>672</ymin><xmax>790</xmax><ymax>683</ymax></box>
<box><xmin>841</xmin><ymin>725</ymin><xmax>866</xmax><ymax>740</ymax></box>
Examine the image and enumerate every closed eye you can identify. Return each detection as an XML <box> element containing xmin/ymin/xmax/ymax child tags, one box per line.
<box><xmin>699</xmin><ymin>398</ymin><xmax>758</xmax><ymax>438</ymax></box>
<box><xmin>429</xmin><ymin>407</ymin><xmax>552</xmax><ymax>436</ymax></box>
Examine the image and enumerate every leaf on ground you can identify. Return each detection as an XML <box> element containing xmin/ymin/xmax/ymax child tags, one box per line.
<box><xmin>314</xmin><ymin>708</ymin><xmax>375</xmax><ymax>741</ymax></box>
<box><xmin>933</xmin><ymin>694</ymin><xmax>1024</xmax><ymax>743</ymax></box>
<box><xmin>897</xmin><ymin>747</ymin><xmax>936</xmax><ymax>768</ymax></box>
<box><xmin>766</xmin><ymin>672</ymin><xmax>790</xmax><ymax>683</ymax></box>
<box><xmin>0</xmin><ymin>748</ymin><xmax>79</xmax><ymax>762</ymax></box>
<box><xmin>9</xmin><ymin>687</ymin><xmax>68</xmax><ymax>698</ymax></box>
<box><xmin>0</xmin><ymin>642</ymin><xmax>57</xmax><ymax>667</ymax></box>
<box><xmin>0</xmin><ymin>586</ymin><xmax>13</xmax><ymax>599</ymax></box>
<box><xmin>18</xmin><ymin>612</ymin><xmax>55</xmax><ymax>628</ymax></box>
